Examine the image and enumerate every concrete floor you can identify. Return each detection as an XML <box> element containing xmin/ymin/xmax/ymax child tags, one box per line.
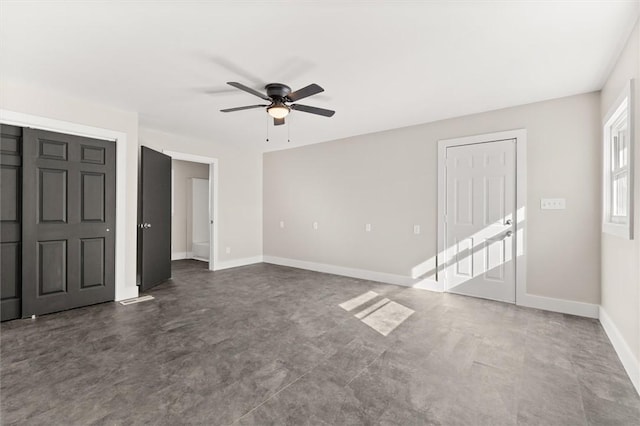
<box><xmin>1</xmin><ymin>260</ymin><xmax>639</xmax><ymax>425</ymax></box>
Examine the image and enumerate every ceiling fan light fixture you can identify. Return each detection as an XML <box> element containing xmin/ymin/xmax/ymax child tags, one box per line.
<box><xmin>221</xmin><ymin>82</ymin><xmax>335</xmax><ymax>123</ymax></box>
<box><xmin>267</xmin><ymin>104</ymin><xmax>290</xmax><ymax>119</ymax></box>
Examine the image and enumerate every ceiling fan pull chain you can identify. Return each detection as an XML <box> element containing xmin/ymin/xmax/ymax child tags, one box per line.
<box><xmin>288</xmin><ymin>115</ymin><xmax>291</xmax><ymax>143</ymax></box>
<box><xmin>266</xmin><ymin>115</ymin><xmax>270</xmax><ymax>142</ymax></box>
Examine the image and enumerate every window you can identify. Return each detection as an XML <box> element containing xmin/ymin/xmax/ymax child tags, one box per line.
<box><xmin>603</xmin><ymin>80</ymin><xmax>634</xmax><ymax>239</ymax></box>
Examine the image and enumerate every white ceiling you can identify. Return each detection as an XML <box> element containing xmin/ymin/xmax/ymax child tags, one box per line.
<box><xmin>1</xmin><ymin>1</ymin><xmax>638</xmax><ymax>152</ymax></box>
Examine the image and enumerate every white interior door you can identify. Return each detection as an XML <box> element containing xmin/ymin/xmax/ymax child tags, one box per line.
<box><xmin>444</xmin><ymin>139</ymin><xmax>516</xmax><ymax>302</ymax></box>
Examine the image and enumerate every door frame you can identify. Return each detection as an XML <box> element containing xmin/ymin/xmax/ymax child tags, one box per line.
<box><xmin>163</xmin><ymin>150</ymin><xmax>218</xmax><ymax>271</ymax></box>
<box><xmin>436</xmin><ymin>129</ymin><xmax>527</xmax><ymax>304</ymax></box>
<box><xmin>0</xmin><ymin>109</ymin><xmax>135</xmax><ymax>301</ymax></box>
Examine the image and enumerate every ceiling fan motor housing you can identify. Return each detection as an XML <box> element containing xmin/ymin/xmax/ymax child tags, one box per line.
<box><xmin>265</xmin><ymin>83</ymin><xmax>292</xmax><ymax>101</ymax></box>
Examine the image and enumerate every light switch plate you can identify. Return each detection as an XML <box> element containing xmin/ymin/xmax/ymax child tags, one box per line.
<box><xmin>365</xmin><ymin>223</ymin><xmax>372</xmax><ymax>232</ymax></box>
<box><xmin>313</xmin><ymin>221</ymin><xmax>318</xmax><ymax>230</ymax></box>
<box><xmin>279</xmin><ymin>220</ymin><xmax>285</xmax><ymax>228</ymax></box>
<box><xmin>413</xmin><ymin>225</ymin><xmax>421</xmax><ymax>235</ymax></box>
<box><xmin>541</xmin><ymin>198</ymin><xmax>566</xmax><ymax>210</ymax></box>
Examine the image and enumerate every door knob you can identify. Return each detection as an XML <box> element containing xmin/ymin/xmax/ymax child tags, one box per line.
<box><xmin>505</xmin><ymin>219</ymin><xmax>513</xmax><ymax>225</ymax></box>
<box><xmin>505</xmin><ymin>230</ymin><xmax>513</xmax><ymax>237</ymax></box>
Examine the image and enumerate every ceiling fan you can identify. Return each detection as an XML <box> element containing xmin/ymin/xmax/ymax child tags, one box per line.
<box><xmin>221</xmin><ymin>82</ymin><xmax>335</xmax><ymax>125</ymax></box>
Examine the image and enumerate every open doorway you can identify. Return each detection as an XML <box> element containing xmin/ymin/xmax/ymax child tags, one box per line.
<box><xmin>171</xmin><ymin>159</ymin><xmax>209</xmax><ymax>263</ymax></box>
<box><xmin>164</xmin><ymin>150</ymin><xmax>218</xmax><ymax>271</ymax></box>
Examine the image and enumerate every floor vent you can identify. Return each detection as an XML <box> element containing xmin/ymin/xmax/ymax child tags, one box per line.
<box><xmin>119</xmin><ymin>295</ymin><xmax>155</xmax><ymax>305</ymax></box>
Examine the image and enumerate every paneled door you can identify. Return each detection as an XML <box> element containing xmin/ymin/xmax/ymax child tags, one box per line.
<box><xmin>22</xmin><ymin>128</ymin><xmax>116</xmax><ymax>317</ymax></box>
<box><xmin>444</xmin><ymin>139</ymin><xmax>516</xmax><ymax>303</ymax></box>
<box><xmin>138</xmin><ymin>146</ymin><xmax>171</xmax><ymax>292</ymax></box>
<box><xmin>1</xmin><ymin>125</ymin><xmax>23</xmax><ymax>321</ymax></box>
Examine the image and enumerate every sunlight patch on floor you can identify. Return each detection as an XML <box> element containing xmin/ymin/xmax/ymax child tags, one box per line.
<box><xmin>355</xmin><ymin>297</ymin><xmax>390</xmax><ymax>319</ymax></box>
<box><xmin>339</xmin><ymin>291</ymin><xmax>414</xmax><ymax>336</ymax></box>
<box><xmin>360</xmin><ymin>301</ymin><xmax>414</xmax><ymax>336</ymax></box>
<box><xmin>339</xmin><ymin>291</ymin><xmax>378</xmax><ymax>311</ymax></box>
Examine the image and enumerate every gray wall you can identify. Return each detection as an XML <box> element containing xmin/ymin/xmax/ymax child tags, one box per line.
<box><xmin>264</xmin><ymin>91</ymin><xmax>601</xmax><ymax>304</ymax></box>
<box><xmin>140</xmin><ymin>127</ymin><xmax>263</xmax><ymax>263</ymax></box>
<box><xmin>171</xmin><ymin>159</ymin><xmax>209</xmax><ymax>257</ymax></box>
<box><xmin>600</xmin><ymin>20</ymin><xmax>640</xmax><ymax>367</ymax></box>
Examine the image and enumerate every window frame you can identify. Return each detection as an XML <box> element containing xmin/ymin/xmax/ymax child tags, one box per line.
<box><xmin>603</xmin><ymin>80</ymin><xmax>634</xmax><ymax>239</ymax></box>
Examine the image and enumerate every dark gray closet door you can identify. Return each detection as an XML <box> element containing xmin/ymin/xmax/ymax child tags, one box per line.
<box><xmin>138</xmin><ymin>146</ymin><xmax>171</xmax><ymax>292</ymax></box>
<box><xmin>22</xmin><ymin>128</ymin><xmax>116</xmax><ymax>317</ymax></box>
<box><xmin>1</xmin><ymin>125</ymin><xmax>23</xmax><ymax>321</ymax></box>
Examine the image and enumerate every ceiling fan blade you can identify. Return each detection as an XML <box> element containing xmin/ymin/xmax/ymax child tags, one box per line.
<box><xmin>274</xmin><ymin>117</ymin><xmax>285</xmax><ymax>126</ymax></box>
<box><xmin>290</xmin><ymin>104</ymin><xmax>335</xmax><ymax>117</ymax></box>
<box><xmin>287</xmin><ymin>84</ymin><xmax>324</xmax><ymax>102</ymax></box>
<box><xmin>227</xmin><ymin>82</ymin><xmax>270</xmax><ymax>101</ymax></box>
<box><xmin>220</xmin><ymin>104</ymin><xmax>267</xmax><ymax>112</ymax></box>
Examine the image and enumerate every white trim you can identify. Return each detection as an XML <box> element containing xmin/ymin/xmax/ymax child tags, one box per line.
<box><xmin>599</xmin><ymin>307</ymin><xmax>640</xmax><ymax>395</ymax></box>
<box><xmin>171</xmin><ymin>251</ymin><xmax>192</xmax><ymax>261</ymax></box>
<box><xmin>412</xmin><ymin>277</ymin><xmax>443</xmax><ymax>292</ymax></box>
<box><xmin>163</xmin><ymin>150</ymin><xmax>219</xmax><ymax>272</ymax></box>
<box><xmin>602</xmin><ymin>79</ymin><xmax>634</xmax><ymax>240</ymax></box>
<box><xmin>215</xmin><ymin>256</ymin><xmax>264</xmax><ymax>271</ymax></box>
<box><xmin>437</xmin><ymin>129</ymin><xmax>527</xmax><ymax>304</ymax></box>
<box><xmin>264</xmin><ymin>256</ymin><xmax>421</xmax><ymax>288</ymax></box>
<box><xmin>518</xmin><ymin>293</ymin><xmax>599</xmax><ymax>318</ymax></box>
<box><xmin>0</xmin><ymin>109</ymin><xmax>135</xmax><ymax>302</ymax></box>
<box><xmin>261</xmin><ymin>257</ymin><xmax>601</xmax><ymax>318</ymax></box>
<box><xmin>410</xmin><ymin>257</ymin><xmax>436</xmax><ymax>279</ymax></box>
<box><xmin>603</xmin><ymin>221</ymin><xmax>633</xmax><ymax>239</ymax></box>
<box><xmin>163</xmin><ymin>150</ymin><xmax>215</xmax><ymax>164</ymax></box>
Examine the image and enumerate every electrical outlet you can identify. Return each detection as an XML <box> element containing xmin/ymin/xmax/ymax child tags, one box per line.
<box><xmin>413</xmin><ymin>225</ymin><xmax>421</xmax><ymax>235</ymax></box>
<box><xmin>279</xmin><ymin>220</ymin><xmax>285</xmax><ymax>228</ymax></box>
<box><xmin>365</xmin><ymin>223</ymin><xmax>372</xmax><ymax>232</ymax></box>
<box><xmin>313</xmin><ymin>221</ymin><xmax>319</xmax><ymax>230</ymax></box>
<box><xmin>540</xmin><ymin>198</ymin><xmax>566</xmax><ymax>210</ymax></box>
<box><xmin>225</xmin><ymin>247</ymin><xmax>231</xmax><ymax>254</ymax></box>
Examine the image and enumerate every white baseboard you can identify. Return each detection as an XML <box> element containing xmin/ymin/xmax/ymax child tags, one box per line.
<box><xmin>171</xmin><ymin>251</ymin><xmax>193</xmax><ymax>261</ymax></box>
<box><xmin>412</xmin><ymin>277</ymin><xmax>444</xmax><ymax>292</ymax></box>
<box><xmin>411</xmin><ymin>258</ymin><xmax>436</xmax><ymax>279</ymax></box>
<box><xmin>214</xmin><ymin>256</ymin><xmax>263</xmax><ymax>271</ymax></box>
<box><xmin>517</xmin><ymin>293</ymin><xmax>599</xmax><ymax>318</ymax></box>
<box><xmin>262</xmin><ymin>257</ymin><xmax>600</xmax><ymax>318</ymax></box>
<box><xmin>599</xmin><ymin>307</ymin><xmax>640</xmax><ymax>396</ymax></box>
<box><xmin>263</xmin><ymin>256</ymin><xmax>416</xmax><ymax>287</ymax></box>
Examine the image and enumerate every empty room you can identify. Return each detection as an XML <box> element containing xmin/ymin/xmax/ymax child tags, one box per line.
<box><xmin>1</xmin><ymin>1</ymin><xmax>640</xmax><ymax>425</ymax></box>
